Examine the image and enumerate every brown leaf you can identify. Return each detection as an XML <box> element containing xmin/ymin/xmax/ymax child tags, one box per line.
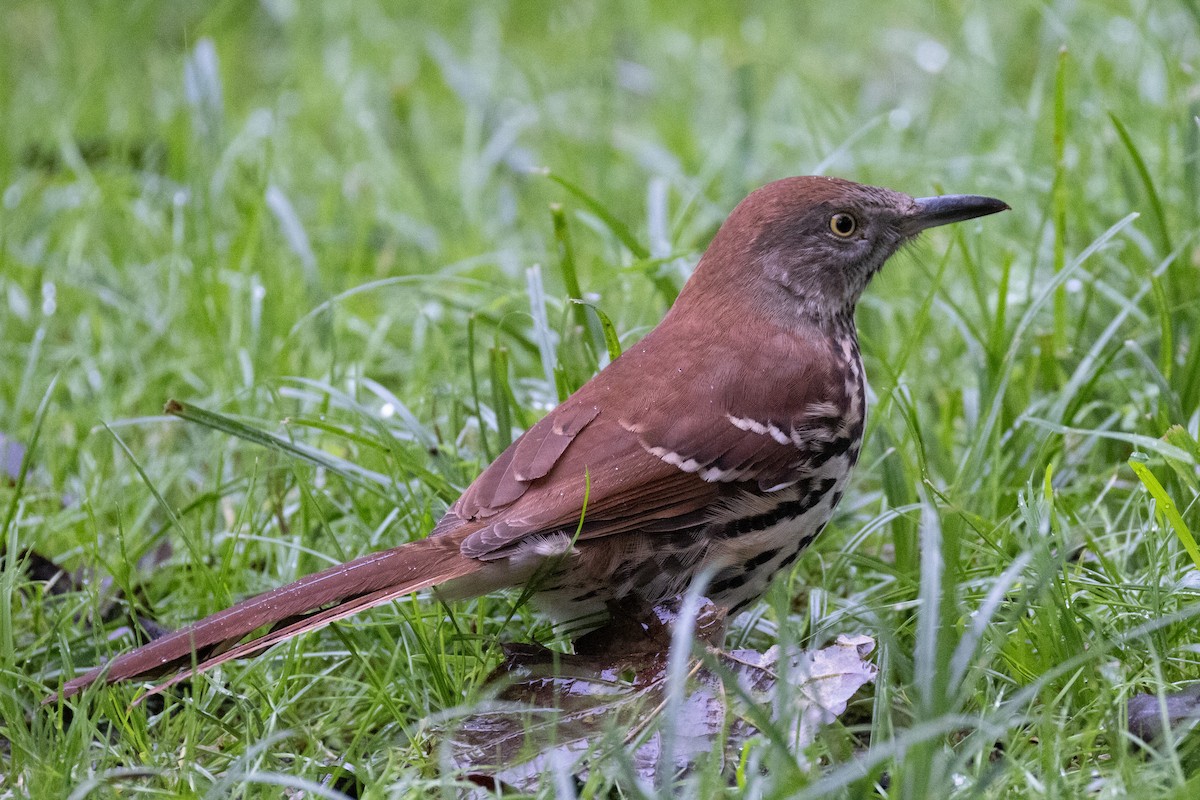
<box><xmin>1127</xmin><ymin>686</ymin><xmax>1200</xmax><ymax>743</ymax></box>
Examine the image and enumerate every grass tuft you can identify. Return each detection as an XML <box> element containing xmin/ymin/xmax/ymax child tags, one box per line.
<box><xmin>2</xmin><ymin>2</ymin><xmax>1199</xmax><ymax>796</ymax></box>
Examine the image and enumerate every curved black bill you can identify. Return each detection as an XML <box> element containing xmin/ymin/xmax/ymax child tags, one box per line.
<box><xmin>906</xmin><ymin>194</ymin><xmax>1010</xmax><ymax>234</ymax></box>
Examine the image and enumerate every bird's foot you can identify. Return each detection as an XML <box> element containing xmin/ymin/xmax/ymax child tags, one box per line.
<box><xmin>573</xmin><ymin>595</ymin><xmax>727</xmax><ymax>656</ymax></box>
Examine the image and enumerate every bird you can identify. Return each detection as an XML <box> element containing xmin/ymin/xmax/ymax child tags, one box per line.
<box><xmin>55</xmin><ymin>176</ymin><xmax>1007</xmax><ymax>700</ymax></box>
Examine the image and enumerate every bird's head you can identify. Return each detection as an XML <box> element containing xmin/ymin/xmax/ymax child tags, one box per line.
<box><xmin>684</xmin><ymin>176</ymin><xmax>1009</xmax><ymax>328</ymax></box>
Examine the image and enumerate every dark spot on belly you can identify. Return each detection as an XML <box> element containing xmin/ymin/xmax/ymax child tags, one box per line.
<box><xmin>711</xmin><ymin>479</ymin><xmax>838</xmax><ymax>540</ymax></box>
<box><xmin>809</xmin><ymin>436</ymin><xmax>855</xmax><ymax>467</ymax></box>
<box><xmin>744</xmin><ymin>548</ymin><xmax>780</xmax><ymax>571</ymax></box>
<box><xmin>709</xmin><ymin>572</ymin><xmax>748</xmax><ymax>595</ymax></box>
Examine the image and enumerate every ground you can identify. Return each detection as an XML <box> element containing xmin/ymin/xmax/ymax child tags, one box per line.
<box><xmin>2</xmin><ymin>1</ymin><xmax>1200</xmax><ymax>797</ymax></box>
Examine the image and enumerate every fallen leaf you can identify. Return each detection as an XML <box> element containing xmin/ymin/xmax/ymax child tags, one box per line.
<box><xmin>443</xmin><ymin>598</ymin><xmax>877</xmax><ymax>791</ymax></box>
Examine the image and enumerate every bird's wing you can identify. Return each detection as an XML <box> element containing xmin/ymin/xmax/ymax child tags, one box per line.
<box><xmin>436</xmin><ymin>393</ymin><xmax>716</xmax><ymax>558</ymax></box>
<box><xmin>437</xmin><ymin>322</ymin><xmax>850</xmax><ymax>559</ymax></box>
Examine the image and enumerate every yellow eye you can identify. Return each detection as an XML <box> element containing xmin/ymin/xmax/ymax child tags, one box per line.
<box><xmin>830</xmin><ymin>213</ymin><xmax>857</xmax><ymax>237</ymax></box>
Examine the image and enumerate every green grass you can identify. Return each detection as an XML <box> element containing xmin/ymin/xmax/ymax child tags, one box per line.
<box><xmin>3</xmin><ymin>0</ymin><xmax>1200</xmax><ymax>796</ymax></box>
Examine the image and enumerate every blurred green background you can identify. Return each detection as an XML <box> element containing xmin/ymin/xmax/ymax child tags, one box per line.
<box><xmin>3</xmin><ymin>1</ymin><xmax>1200</xmax><ymax>797</ymax></box>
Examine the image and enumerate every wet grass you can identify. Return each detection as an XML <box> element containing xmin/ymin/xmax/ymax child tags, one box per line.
<box><xmin>2</xmin><ymin>0</ymin><xmax>1200</xmax><ymax>797</ymax></box>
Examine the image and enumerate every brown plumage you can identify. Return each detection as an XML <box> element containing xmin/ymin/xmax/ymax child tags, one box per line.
<box><xmin>55</xmin><ymin>176</ymin><xmax>1007</xmax><ymax>700</ymax></box>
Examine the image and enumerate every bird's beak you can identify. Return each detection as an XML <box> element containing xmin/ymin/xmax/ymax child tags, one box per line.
<box><xmin>904</xmin><ymin>194</ymin><xmax>1010</xmax><ymax>235</ymax></box>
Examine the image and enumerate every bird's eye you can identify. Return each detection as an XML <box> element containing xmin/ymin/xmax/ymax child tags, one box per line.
<box><xmin>829</xmin><ymin>213</ymin><xmax>858</xmax><ymax>238</ymax></box>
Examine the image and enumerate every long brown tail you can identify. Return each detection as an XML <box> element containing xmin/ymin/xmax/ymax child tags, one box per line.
<box><xmin>54</xmin><ymin>536</ymin><xmax>480</xmax><ymax>701</ymax></box>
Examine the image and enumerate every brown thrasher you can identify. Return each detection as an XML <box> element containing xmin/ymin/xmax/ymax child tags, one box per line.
<box><xmin>57</xmin><ymin>176</ymin><xmax>1007</xmax><ymax>699</ymax></box>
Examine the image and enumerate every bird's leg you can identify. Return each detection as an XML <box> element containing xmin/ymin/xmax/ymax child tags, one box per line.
<box><xmin>573</xmin><ymin>595</ymin><xmax>727</xmax><ymax>656</ymax></box>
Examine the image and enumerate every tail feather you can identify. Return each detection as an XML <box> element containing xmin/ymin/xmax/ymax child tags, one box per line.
<box><xmin>55</xmin><ymin>537</ymin><xmax>479</xmax><ymax>700</ymax></box>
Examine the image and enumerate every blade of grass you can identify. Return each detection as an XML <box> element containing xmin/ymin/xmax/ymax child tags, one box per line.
<box><xmin>488</xmin><ymin>346</ymin><xmax>514</xmax><ymax>451</ymax></box>
<box><xmin>467</xmin><ymin>313</ymin><xmax>493</xmax><ymax>462</ymax></box>
<box><xmin>1128</xmin><ymin>457</ymin><xmax>1200</xmax><ymax>570</ymax></box>
<box><xmin>1162</xmin><ymin>426</ymin><xmax>1200</xmax><ymax>492</ymax></box>
<box><xmin>542</xmin><ymin>169</ymin><xmax>649</xmax><ymax>259</ymax></box>
<box><xmin>551</xmin><ymin>203</ymin><xmax>589</xmax><ymax>331</ymax></box>
<box><xmin>1109</xmin><ymin>112</ymin><xmax>1173</xmax><ymax>255</ymax></box>
<box><xmin>1020</xmin><ymin>416</ymin><xmax>1195</xmax><ymax>464</ymax></box>
<box><xmin>570</xmin><ymin>299</ymin><xmax>623</xmax><ymax>361</ymax></box>
<box><xmin>1052</xmin><ymin>46</ymin><xmax>1069</xmax><ymax>354</ymax></box>
<box><xmin>164</xmin><ymin>400</ymin><xmax>392</xmax><ymax>497</ymax></box>
<box><xmin>525</xmin><ymin>264</ymin><xmax>559</xmax><ymax>396</ymax></box>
